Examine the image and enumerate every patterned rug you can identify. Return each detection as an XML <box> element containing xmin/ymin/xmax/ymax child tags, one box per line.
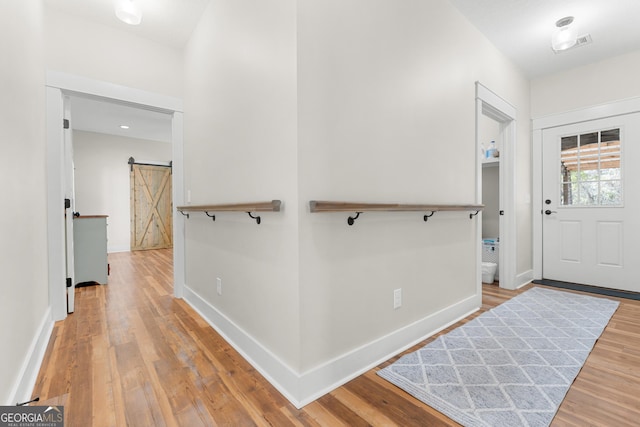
<box><xmin>377</xmin><ymin>287</ymin><xmax>619</xmax><ymax>427</ymax></box>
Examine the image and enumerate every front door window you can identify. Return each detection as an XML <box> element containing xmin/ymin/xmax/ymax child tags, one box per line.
<box><xmin>560</xmin><ymin>128</ymin><xmax>621</xmax><ymax>206</ymax></box>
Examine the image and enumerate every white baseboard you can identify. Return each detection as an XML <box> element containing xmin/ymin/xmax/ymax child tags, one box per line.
<box><xmin>107</xmin><ymin>245</ymin><xmax>130</xmax><ymax>253</ymax></box>
<box><xmin>6</xmin><ymin>308</ymin><xmax>54</xmax><ymax>406</ymax></box>
<box><xmin>515</xmin><ymin>269</ymin><xmax>534</xmax><ymax>289</ymax></box>
<box><xmin>182</xmin><ymin>286</ymin><xmax>301</xmax><ymax>404</ymax></box>
<box><xmin>183</xmin><ymin>285</ymin><xmax>479</xmax><ymax>408</ymax></box>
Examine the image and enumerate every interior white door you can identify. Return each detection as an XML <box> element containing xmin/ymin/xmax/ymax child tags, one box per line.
<box><xmin>542</xmin><ymin>113</ymin><xmax>640</xmax><ymax>292</ymax></box>
<box><xmin>63</xmin><ymin>97</ymin><xmax>76</xmax><ymax>313</ymax></box>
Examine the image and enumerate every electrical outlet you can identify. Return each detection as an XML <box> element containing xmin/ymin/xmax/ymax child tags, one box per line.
<box><xmin>187</xmin><ymin>190</ymin><xmax>192</xmax><ymax>203</ymax></box>
<box><xmin>393</xmin><ymin>288</ymin><xmax>402</xmax><ymax>309</ymax></box>
<box><xmin>216</xmin><ymin>277</ymin><xmax>222</xmax><ymax>295</ymax></box>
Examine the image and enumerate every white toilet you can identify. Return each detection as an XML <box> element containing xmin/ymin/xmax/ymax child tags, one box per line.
<box><xmin>482</xmin><ymin>262</ymin><xmax>497</xmax><ymax>284</ymax></box>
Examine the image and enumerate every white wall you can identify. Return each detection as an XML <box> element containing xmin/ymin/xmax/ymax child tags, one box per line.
<box><xmin>44</xmin><ymin>5</ymin><xmax>183</xmax><ymax>98</ymax></box>
<box><xmin>184</xmin><ymin>0</ymin><xmax>300</xmax><ymax>369</ymax></box>
<box><xmin>73</xmin><ymin>131</ymin><xmax>172</xmax><ymax>253</ymax></box>
<box><xmin>0</xmin><ymin>0</ymin><xmax>50</xmax><ymax>405</ymax></box>
<box><xmin>531</xmin><ymin>50</ymin><xmax>640</xmax><ymax>118</ymax></box>
<box><xmin>183</xmin><ymin>0</ymin><xmax>531</xmax><ymax>405</ymax></box>
<box><xmin>297</xmin><ymin>0</ymin><xmax>530</xmax><ymax>370</ymax></box>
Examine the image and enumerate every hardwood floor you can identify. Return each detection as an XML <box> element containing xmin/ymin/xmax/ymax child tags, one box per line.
<box><xmin>32</xmin><ymin>249</ymin><xmax>640</xmax><ymax>426</ymax></box>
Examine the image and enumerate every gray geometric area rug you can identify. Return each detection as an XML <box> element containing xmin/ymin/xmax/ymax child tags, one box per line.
<box><xmin>377</xmin><ymin>287</ymin><xmax>619</xmax><ymax>427</ymax></box>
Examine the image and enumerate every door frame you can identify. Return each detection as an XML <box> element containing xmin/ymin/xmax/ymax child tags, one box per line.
<box><xmin>475</xmin><ymin>82</ymin><xmax>518</xmax><ymax>290</ymax></box>
<box><xmin>46</xmin><ymin>71</ymin><xmax>185</xmax><ymax>321</ymax></box>
<box><xmin>532</xmin><ymin>96</ymin><xmax>640</xmax><ymax>281</ymax></box>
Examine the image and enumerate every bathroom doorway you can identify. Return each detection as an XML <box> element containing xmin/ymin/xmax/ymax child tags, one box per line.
<box><xmin>475</xmin><ymin>82</ymin><xmax>517</xmax><ymax>290</ymax></box>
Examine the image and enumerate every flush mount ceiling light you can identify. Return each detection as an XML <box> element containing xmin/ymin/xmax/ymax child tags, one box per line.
<box><xmin>552</xmin><ymin>16</ymin><xmax>577</xmax><ymax>52</ymax></box>
<box><xmin>115</xmin><ymin>0</ymin><xmax>142</xmax><ymax>25</ymax></box>
<box><xmin>120</xmin><ymin>125</ymin><xmax>130</xmax><ymax>129</ymax></box>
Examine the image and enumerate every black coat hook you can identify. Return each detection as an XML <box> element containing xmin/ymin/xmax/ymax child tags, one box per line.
<box><xmin>179</xmin><ymin>211</ymin><xmax>190</xmax><ymax>219</ymax></box>
<box><xmin>205</xmin><ymin>212</ymin><xmax>216</xmax><ymax>221</ymax></box>
<box><xmin>247</xmin><ymin>212</ymin><xmax>261</xmax><ymax>224</ymax></box>
<box><xmin>469</xmin><ymin>210</ymin><xmax>480</xmax><ymax>219</ymax></box>
<box><xmin>347</xmin><ymin>212</ymin><xmax>361</xmax><ymax>226</ymax></box>
<box><xmin>423</xmin><ymin>211</ymin><xmax>435</xmax><ymax>222</ymax></box>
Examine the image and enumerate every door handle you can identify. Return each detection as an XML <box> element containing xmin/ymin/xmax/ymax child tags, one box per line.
<box><xmin>544</xmin><ymin>210</ymin><xmax>557</xmax><ymax>215</ymax></box>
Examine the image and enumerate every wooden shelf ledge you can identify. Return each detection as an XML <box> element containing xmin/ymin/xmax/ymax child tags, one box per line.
<box><xmin>309</xmin><ymin>200</ymin><xmax>484</xmax><ymax>225</ymax></box>
<box><xmin>176</xmin><ymin>200</ymin><xmax>281</xmax><ymax>224</ymax></box>
<box><xmin>177</xmin><ymin>200</ymin><xmax>281</xmax><ymax>213</ymax></box>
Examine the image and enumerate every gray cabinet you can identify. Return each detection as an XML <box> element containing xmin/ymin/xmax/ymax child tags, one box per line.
<box><xmin>73</xmin><ymin>216</ymin><xmax>108</xmax><ymax>285</ymax></box>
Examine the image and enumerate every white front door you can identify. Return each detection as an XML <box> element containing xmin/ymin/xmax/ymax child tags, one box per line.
<box><xmin>542</xmin><ymin>113</ymin><xmax>640</xmax><ymax>292</ymax></box>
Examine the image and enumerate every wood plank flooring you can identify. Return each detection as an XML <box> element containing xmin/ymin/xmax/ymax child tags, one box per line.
<box><xmin>32</xmin><ymin>249</ymin><xmax>640</xmax><ymax>426</ymax></box>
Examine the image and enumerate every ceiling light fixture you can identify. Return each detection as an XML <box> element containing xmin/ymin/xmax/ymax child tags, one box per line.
<box><xmin>120</xmin><ymin>125</ymin><xmax>130</xmax><ymax>129</ymax></box>
<box><xmin>115</xmin><ymin>0</ymin><xmax>142</xmax><ymax>26</ymax></box>
<box><xmin>552</xmin><ymin>16</ymin><xmax>577</xmax><ymax>52</ymax></box>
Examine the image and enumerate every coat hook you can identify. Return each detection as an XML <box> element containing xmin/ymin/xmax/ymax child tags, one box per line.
<box><xmin>423</xmin><ymin>211</ymin><xmax>435</xmax><ymax>222</ymax></box>
<box><xmin>179</xmin><ymin>211</ymin><xmax>190</xmax><ymax>219</ymax></box>
<box><xmin>347</xmin><ymin>212</ymin><xmax>361</xmax><ymax>226</ymax></box>
<box><xmin>247</xmin><ymin>212</ymin><xmax>261</xmax><ymax>225</ymax></box>
<box><xmin>469</xmin><ymin>210</ymin><xmax>480</xmax><ymax>219</ymax></box>
<box><xmin>205</xmin><ymin>212</ymin><xmax>216</xmax><ymax>221</ymax></box>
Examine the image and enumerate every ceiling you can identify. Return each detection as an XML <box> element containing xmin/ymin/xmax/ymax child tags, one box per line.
<box><xmin>45</xmin><ymin>0</ymin><xmax>210</xmax><ymax>49</ymax></box>
<box><xmin>69</xmin><ymin>96</ymin><xmax>173</xmax><ymax>143</ymax></box>
<box><xmin>52</xmin><ymin>0</ymin><xmax>640</xmax><ymax>140</ymax></box>
<box><xmin>449</xmin><ymin>0</ymin><xmax>640</xmax><ymax>78</ymax></box>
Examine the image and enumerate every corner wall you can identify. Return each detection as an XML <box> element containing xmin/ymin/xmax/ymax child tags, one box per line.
<box><xmin>0</xmin><ymin>0</ymin><xmax>51</xmax><ymax>405</ymax></box>
<box><xmin>183</xmin><ymin>0</ymin><xmax>531</xmax><ymax>406</ymax></box>
<box><xmin>183</xmin><ymin>0</ymin><xmax>301</xmax><ymax>373</ymax></box>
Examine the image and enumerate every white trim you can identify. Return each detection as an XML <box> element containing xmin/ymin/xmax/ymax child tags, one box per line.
<box><xmin>171</xmin><ymin>112</ymin><xmax>185</xmax><ymax>299</ymax></box>
<box><xmin>532</xmin><ymin>129</ymin><xmax>543</xmax><ymax>280</ymax></box>
<box><xmin>532</xmin><ymin>96</ymin><xmax>640</xmax><ymax>131</ymax></box>
<box><xmin>183</xmin><ymin>285</ymin><xmax>479</xmax><ymax>408</ymax></box>
<box><xmin>45</xmin><ymin>71</ymin><xmax>185</xmax><ymax>320</ymax></box>
<box><xmin>296</xmin><ymin>294</ymin><xmax>479</xmax><ymax>407</ymax></box>
<box><xmin>477</xmin><ymin>82</ymin><xmax>516</xmax><ymax>120</ymax></box>
<box><xmin>6</xmin><ymin>308</ymin><xmax>54</xmax><ymax>406</ymax></box>
<box><xmin>46</xmin><ymin>87</ymin><xmax>67</xmax><ymax>321</ymax></box>
<box><xmin>183</xmin><ymin>286</ymin><xmax>300</xmax><ymax>404</ymax></box>
<box><xmin>531</xmin><ymin>96</ymin><xmax>640</xmax><ymax>281</ymax></box>
<box><xmin>515</xmin><ymin>269</ymin><xmax>534</xmax><ymax>289</ymax></box>
<box><xmin>475</xmin><ymin>97</ymin><xmax>484</xmax><ymax>297</ymax></box>
<box><xmin>475</xmin><ymin>82</ymin><xmax>518</xmax><ymax>290</ymax></box>
<box><xmin>46</xmin><ymin>70</ymin><xmax>183</xmax><ymax>113</ymax></box>
<box><xmin>107</xmin><ymin>245</ymin><xmax>131</xmax><ymax>254</ymax></box>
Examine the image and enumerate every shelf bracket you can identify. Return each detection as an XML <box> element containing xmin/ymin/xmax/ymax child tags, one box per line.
<box><xmin>347</xmin><ymin>212</ymin><xmax>361</xmax><ymax>226</ymax></box>
<box><xmin>179</xmin><ymin>211</ymin><xmax>190</xmax><ymax>219</ymax></box>
<box><xmin>469</xmin><ymin>210</ymin><xmax>480</xmax><ymax>219</ymax></box>
<box><xmin>423</xmin><ymin>211</ymin><xmax>435</xmax><ymax>222</ymax></box>
<box><xmin>205</xmin><ymin>212</ymin><xmax>216</xmax><ymax>222</ymax></box>
<box><xmin>247</xmin><ymin>212</ymin><xmax>261</xmax><ymax>225</ymax></box>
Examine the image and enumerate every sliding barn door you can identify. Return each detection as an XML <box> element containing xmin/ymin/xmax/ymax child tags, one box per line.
<box><xmin>130</xmin><ymin>164</ymin><xmax>173</xmax><ymax>251</ymax></box>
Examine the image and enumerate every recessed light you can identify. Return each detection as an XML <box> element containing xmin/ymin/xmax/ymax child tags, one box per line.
<box><xmin>120</xmin><ymin>125</ymin><xmax>130</xmax><ymax>129</ymax></box>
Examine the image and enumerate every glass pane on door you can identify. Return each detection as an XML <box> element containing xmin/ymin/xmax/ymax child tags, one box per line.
<box><xmin>560</xmin><ymin>128</ymin><xmax>622</xmax><ymax>206</ymax></box>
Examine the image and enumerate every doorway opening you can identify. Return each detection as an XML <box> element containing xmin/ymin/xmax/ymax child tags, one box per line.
<box><xmin>46</xmin><ymin>71</ymin><xmax>185</xmax><ymax>321</ymax></box>
<box><xmin>475</xmin><ymin>82</ymin><xmax>518</xmax><ymax>290</ymax></box>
